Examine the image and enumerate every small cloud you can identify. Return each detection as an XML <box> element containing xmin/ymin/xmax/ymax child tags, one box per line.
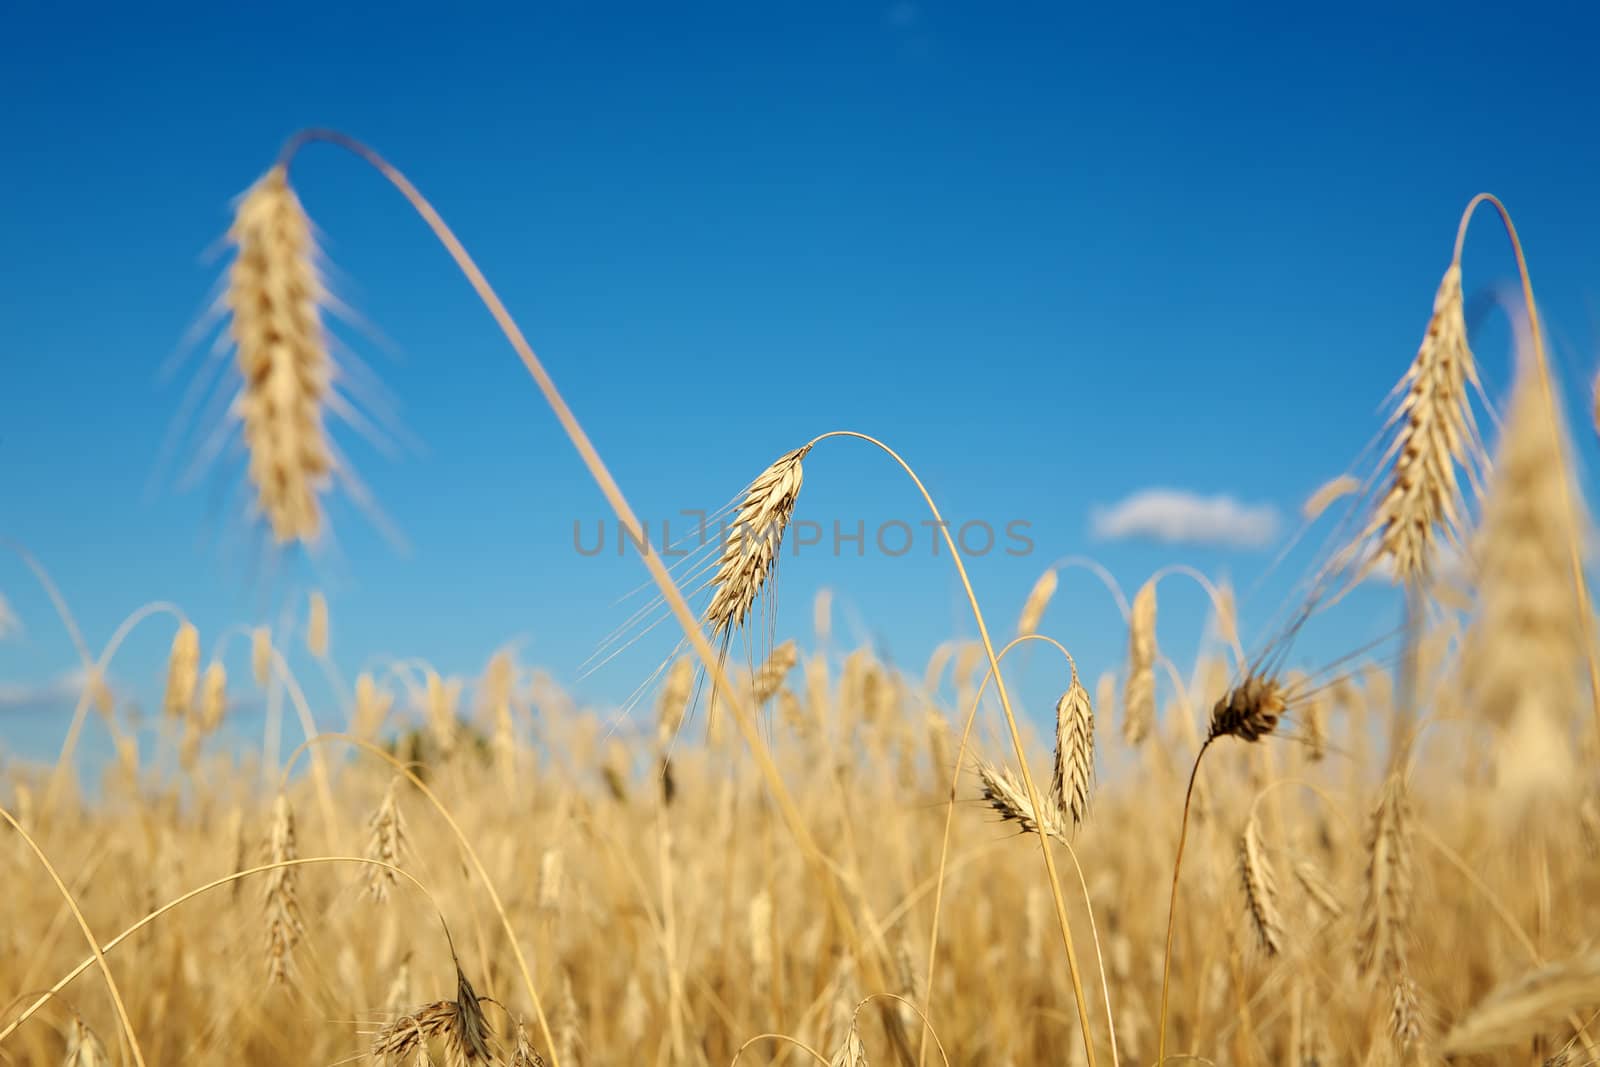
<box><xmin>0</xmin><ymin>592</ymin><xmax>18</xmax><ymax>640</ymax></box>
<box><xmin>1091</xmin><ymin>489</ymin><xmax>1281</xmax><ymax>549</ymax></box>
<box><xmin>0</xmin><ymin>667</ymin><xmax>96</xmax><ymax>713</ymax></box>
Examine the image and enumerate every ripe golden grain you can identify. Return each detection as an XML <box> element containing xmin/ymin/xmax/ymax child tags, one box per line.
<box><xmin>1050</xmin><ymin>665</ymin><xmax>1094</xmax><ymax>834</ymax></box>
<box><xmin>1123</xmin><ymin>579</ymin><xmax>1157</xmax><ymax>745</ymax></box>
<box><xmin>163</xmin><ymin>622</ymin><xmax>200</xmax><ymax>720</ymax></box>
<box><xmin>226</xmin><ymin>166</ymin><xmax>333</xmax><ymax>545</ymax></box>
<box><xmin>704</xmin><ymin>447</ymin><xmax>809</xmax><ymax>643</ymax></box>
<box><xmin>1016</xmin><ymin>567</ymin><xmax>1058</xmax><ymax>638</ymax></box>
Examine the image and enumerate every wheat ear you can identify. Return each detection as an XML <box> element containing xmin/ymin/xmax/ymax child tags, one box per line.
<box><xmin>1050</xmin><ymin>663</ymin><xmax>1095</xmax><ymax>834</ymax></box>
<box><xmin>226</xmin><ymin>165</ymin><xmax>334</xmax><ymax>544</ymax></box>
<box><xmin>1123</xmin><ymin>579</ymin><xmax>1156</xmax><ymax>745</ymax></box>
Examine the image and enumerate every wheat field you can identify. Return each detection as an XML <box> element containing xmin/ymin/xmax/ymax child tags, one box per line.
<box><xmin>2</xmin><ymin>134</ymin><xmax>1598</xmax><ymax>1067</ymax></box>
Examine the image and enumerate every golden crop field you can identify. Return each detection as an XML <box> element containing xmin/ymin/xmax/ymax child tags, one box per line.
<box><xmin>2</xmin><ymin>133</ymin><xmax>1597</xmax><ymax>1067</ymax></box>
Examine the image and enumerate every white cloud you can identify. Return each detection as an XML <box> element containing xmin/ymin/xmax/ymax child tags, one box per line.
<box><xmin>1090</xmin><ymin>489</ymin><xmax>1281</xmax><ymax>549</ymax></box>
<box><xmin>0</xmin><ymin>667</ymin><xmax>101</xmax><ymax>712</ymax></box>
<box><xmin>0</xmin><ymin>592</ymin><xmax>18</xmax><ymax>640</ymax></box>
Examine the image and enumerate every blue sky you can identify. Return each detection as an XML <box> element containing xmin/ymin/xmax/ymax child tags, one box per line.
<box><xmin>3</xmin><ymin>1</ymin><xmax>1599</xmax><ymax>768</ymax></box>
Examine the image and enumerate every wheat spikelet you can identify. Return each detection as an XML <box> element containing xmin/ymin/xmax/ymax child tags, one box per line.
<box><xmin>62</xmin><ymin>1015</ymin><xmax>109</xmax><ymax>1067</ymax></box>
<box><xmin>1390</xmin><ymin>970</ymin><xmax>1422</xmax><ymax>1052</ymax></box>
<box><xmin>227</xmin><ymin>165</ymin><xmax>334</xmax><ymax>545</ymax></box>
<box><xmin>371</xmin><ymin>1000</ymin><xmax>458</xmax><ymax>1061</ymax></box>
<box><xmin>1461</xmin><ymin>343</ymin><xmax>1587</xmax><ymax>797</ymax></box>
<box><xmin>251</xmin><ymin>626</ymin><xmax>272</xmax><ymax>687</ymax></box>
<box><xmin>452</xmin><ymin>962</ymin><xmax>496</xmax><ymax>1064</ymax></box>
<box><xmin>704</xmin><ymin>446</ymin><xmax>809</xmax><ymax>642</ymax></box>
<box><xmin>1238</xmin><ymin>812</ymin><xmax>1284</xmax><ymax>956</ymax></box>
<box><xmin>1209</xmin><ymin>676</ymin><xmax>1285</xmax><ymax>743</ymax></box>
<box><xmin>1016</xmin><ymin>567</ymin><xmax>1058</xmax><ymax>637</ymax></box>
<box><xmin>1123</xmin><ymin>579</ymin><xmax>1157</xmax><ymax>745</ymax></box>
<box><xmin>425</xmin><ymin>671</ymin><xmax>462</xmax><ymax>759</ymax></box>
<box><xmin>1358</xmin><ymin>773</ymin><xmax>1413</xmax><ymax>978</ymax></box>
<box><xmin>1049</xmin><ymin>666</ymin><xmax>1094</xmax><ymax>833</ymax></box>
<box><xmin>307</xmin><ymin>591</ymin><xmax>329</xmax><ymax>657</ymax></box>
<box><xmin>163</xmin><ymin>622</ymin><xmax>200</xmax><ymax>719</ymax></box>
<box><xmin>1304</xmin><ymin>474</ymin><xmax>1362</xmax><ymax>522</ymax></box>
<box><xmin>656</xmin><ymin>656</ymin><xmax>693</xmax><ymax>750</ymax></box>
<box><xmin>555</xmin><ymin>968</ymin><xmax>580</xmax><ymax>1067</ymax></box>
<box><xmin>198</xmin><ymin>661</ymin><xmax>227</xmax><ymax>734</ymax></box>
<box><xmin>363</xmin><ymin>778</ymin><xmax>408</xmax><ymax>901</ymax></box>
<box><xmin>1293</xmin><ymin>859</ymin><xmax>1343</xmax><ymax>924</ymax></box>
<box><xmin>509</xmin><ymin>1018</ymin><xmax>548</xmax><ymax>1067</ymax></box>
<box><xmin>1363</xmin><ymin>260</ymin><xmax>1481</xmax><ymax>583</ymax></box>
<box><xmin>830</xmin><ymin>1026</ymin><xmax>868</xmax><ymax>1067</ymax></box>
<box><xmin>977</xmin><ymin>758</ymin><xmax>1064</xmax><ymax>840</ymax></box>
<box><xmin>263</xmin><ymin>792</ymin><xmax>303</xmax><ymax>984</ymax></box>
<box><xmin>355</xmin><ymin>672</ymin><xmax>394</xmax><ymax>739</ymax></box>
<box><xmin>752</xmin><ymin>639</ymin><xmax>798</xmax><ymax>705</ymax></box>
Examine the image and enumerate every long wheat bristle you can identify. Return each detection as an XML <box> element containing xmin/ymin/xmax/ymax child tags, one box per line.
<box><xmin>263</xmin><ymin>792</ymin><xmax>303</xmax><ymax>984</ymax></box>
<box><xmin>1016</xmin><ymin>567</ymin><xmax>1058</xmax><ymax>638</ymax></box>
<box><xmin>1238</xmin><ymin>812</ymin><xmax>1284</xmax><ymax>956</ymax></box>
<box><xmin>363</xmin><ymin>778</ymin><xmax>408</xmax><ymax>901</ymax></box>
<box><xmin>1123</xmin><ymin>579</ymin><xmax>1157</xmax><ymax>745</ymax></box>
<box><xmin>1049</xmin><ymin>666</ymin><xmax>1094</xmax><ymax>833</ymax></box>
<box><xmin>1363</xmin><ymin>259</ymin><xmax>1481</xmax><ymax>583</ymax></box>
<box><xmin>1461</xmin><ymin>342</ymin><xmax>1587</xmax><ymax>797</ymax></box>
<box><xmin>704</xmin><ymin>446</ymin><xmax>809</xmax><ymax>642</ymax></box>
<box><xmin>227</xmin><ymin>165</ymin><xmax>334</xmax><ymax>545</ymax></box>
<box><xmin>163</xmin><ymin>622</ymin><xmax>200</xmax><ymax>720</ymax></box>
<box><xmin>197</xmin><ymin>660</ymin><xmax>227</xmax><ymax>734</ymax></box>
<box><xmin>1358</xmin><ymin>773</ymin><xmax>1413</xmax><ymax>978</ymax></box>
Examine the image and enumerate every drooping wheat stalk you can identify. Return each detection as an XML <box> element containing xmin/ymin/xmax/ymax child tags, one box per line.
<box><xmin>226</xmin><ymin>166</ymin><xmax>334</xmax><ymax>545</ymax></box>
<box><xmin>263</xmin><ymin>792</ymin><xmax>303</xmax><ymax>984</ymax></box>
<box><xmin>1050</xmin><ymin>665</ymin><xmax>1094</xmax><ymax>834</ymax></box>
<box><xmin>162</xmin><ymin>622</ymin><xmax>199</xmax><ymax>720</ymax></box>
<box><xmin>1123</xmin><ymin>579</ymin><xmax>1156</xmax><ymax>745</ymax></box>
<box><xmin>1016</xmin><ymin>567</ymin><xmax>1058</xmax><ymax>638</ymax></box>
<box><xmin>1362</xmin><ymin>259</ymin><xmax>1480</xmax><ymax>585</ymax></box>
<box><xmin>198</xmin><ymin>661</ymin><xmax>227</xmax><ymax>734</ymax></box>
<box><xmin>704</xmin><ymin>447</ymin><xmax>809</xmax><ymax>644</ymax></box>
<box><xmin>1358</xmin><ymin>772</ymin><xmax>1413</xmax><ymax>979</ymax></box>
<box><xmin>977</xmin><ymin>759</ymin><xmax>1065</xmax><ymax>840</ymax></box>
<box><xmin>1461</xmin><ymin>340</ymin><xmax>1588</xmax><ymax>797</ymax></box>
<box><xmin>1238</xmin><ymin>812</ymin><xmax>1284</xmax><ymax>956</ymax></box>
<box><xmin>363</xmin><ymin>778</ymin><xmax>408</xmax><ymax>902</ymax></box>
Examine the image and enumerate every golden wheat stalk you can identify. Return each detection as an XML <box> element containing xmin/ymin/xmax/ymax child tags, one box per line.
<box><xmin>197</xmin><ymin>661</ymin><xmax>227</xmax><ymax>734</ymax></box>
<box><xmin>1461</xmin><ymin>339</ymin><xmax>1588</xmax><ymax>797</ymax></box>
<box><xmin>704</xmin><ymin>447</ymin><xmax>809</xmax><ymax>642</ymax></box>
<box><xmin>226</xmin><ymin>166</ymin><xmax>334</xmax><ymax>545</ymax></box>
<box><xmin>1016</xmin><ymin>567</ymin><xmax>1058</xmax><ymax>638</ymax></box>
<box><xmin>363</xmin><ymin>778</ymin><xmax>408</xmax><ymax>902</ymax></box>
<box><xmin>1049</xmin><ymin>665</ymin><xmax>1094</xmax><ymax>833</ymax></box>
<box><xmin>1363</xmin><ymin>258</ymin><xmax>1481</xmax><ymax>584</ymax></box>
<box><xmin>1358</xmin><ymin>772</ymin><xmax>1413</xmax><ymax>978</ymax></box>
<box><xmin>263</xmin><ymin>792</ymin><xmax>303</xmax><ymax>984</ymax></box>
<box><xmin>1123</xmin><ymin>579</ymin><xmax>1156</xmax><ymax>744</ymax></box>
<box><xmin>162</xmin><ymin>622</ymin><xmax>199</xmax><ymax>720</ymax></box>
<box><xmin>1238</xmin><ymin>812</ymin><xmax>1284</xmax><ymax>956</ymax></box>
